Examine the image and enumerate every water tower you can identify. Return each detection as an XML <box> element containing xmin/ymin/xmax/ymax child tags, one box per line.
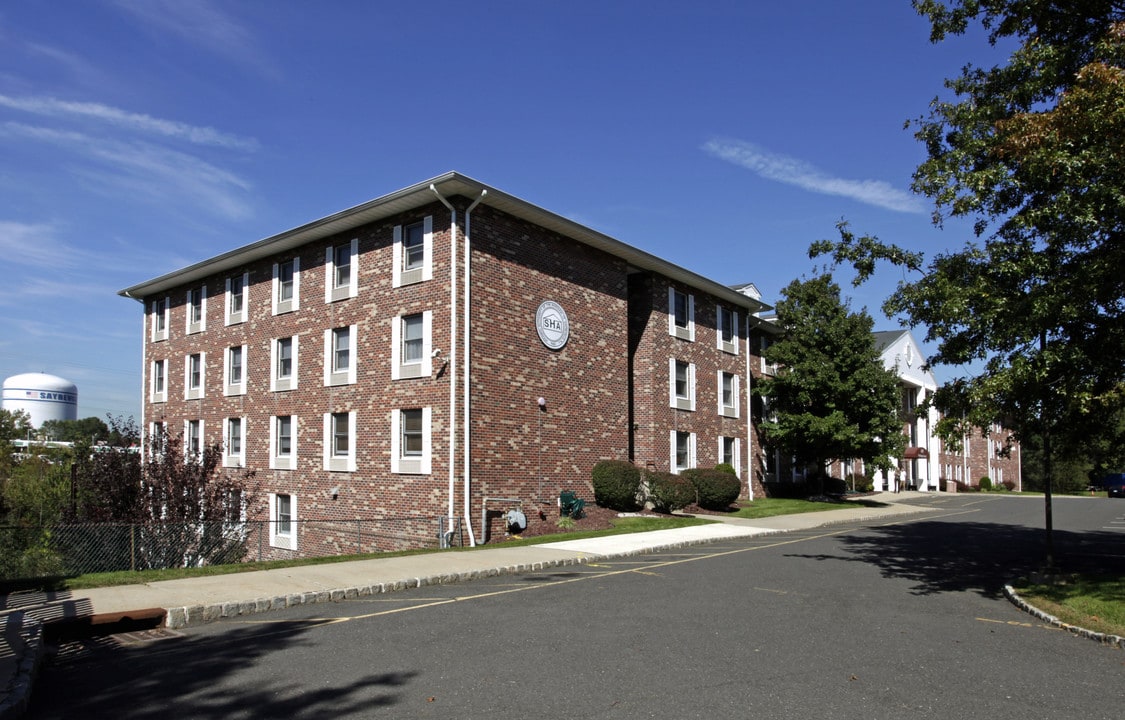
<box><xmin>1</xmin><ymin>372</ymin><xmax>79</xmax><ymax>428</ymax></box>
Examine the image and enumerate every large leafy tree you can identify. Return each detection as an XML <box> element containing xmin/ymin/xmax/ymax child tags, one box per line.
<box><xmin>813</xmin><ymin>1</ymin><xmax>1125</xmax><ymax>566</ymax></box>
<box><xmin>756</xmin><ymin>274</ymin><xmax>905</xmax><ymax>484</ymax></box>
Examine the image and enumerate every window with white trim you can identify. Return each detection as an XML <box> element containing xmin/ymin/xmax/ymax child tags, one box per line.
<box><xmin>718</xmin><ymin>371</ymin><xmax>740</xmax><ymax>418</ymax></box>
<box><xmin>717</xmin><ymin>305</ymin><xmax>739</xmax><ymax>354</ymax></box>
<box><xmin>269</xmin><ymin>493</ymin><xmax>297</xmax><ymax>550</ymax></box>
<box><xmin>393</xmin><ymin>216</ymin><xmax>433</xmax><ymax>287</ymax></box>
<box><xmin>325</xmin><ymin>238</ymin><xmax>358</xmax><ymax>302</ymax></box>
<box><xmin>670</xmin><ymin>430</ymin><xmax>696</xmax><ymax>474</ymax></box>
<box><xmin>150</xmin><ymin>359</ymin><xmax>167</xmax><ymax>403</ymax></box>
<box><xmin>324</xmin><ymin>325</ymin><xmax>357</xmax><ymax>386</ymax></box>
<box><xmin>272</xmin><ymin>258</ymin><xmax>300</xmax><ymax>315</ymax></box>
<box><xmin>223</xmin><ymin>417</ymin><xmax>245</xmax><ymax>468</ymax></box>
<box><xmin>322</xmin><ymin>411</ymin><xmax>356</xmax><ymax>472</ymax></box>
<box><xmin>668</xmin><ymin>287</ymin><xmax>695</xmax><ymax>341</ymax></box>
<box><xmin>186</xmin><ymin>286</ymin><xmax>206</xmax><ymax>334</ymax></box>
<box><xmin>224</xmin><ymin>345</ymin><xmax>247</xmax><ymax>396</ymax></box>
<box><xmin>148</xmin><ymin>421</ymin><xmax>167</xmax><ymax>457</ymax></box>
<box><xmin>185</xmin><ymin>418</ymin><xmax>203</xmax><ymax>458</ymax></box>
<box><xmin>669</xmin><ymin>359</ymin><xmax>696</xmax><ymax>411</ymax></box>
<box><xmin>269</xmin><ymin>414</ymin><xmax>296</xmax><ymax>470</ymax></box>
<box><xmin>225</xmin><ymin>272</ymin><xmax>248</xmax><ymax>325</ymax></box>
<box><xmin>391</xmin><ymin>407</ymin><xmax>432</xmax><ymax>475</ymax></box>
<box><xmin>270</xmin><ymin>336</ymin><xmax>298</xmax><ymax>392</ymax></box>
<box><xmin>391</xmin><ymin>311</ymin><xmax>432</xmax><ymax>379</ymax></box>
<box><xmin>151</xmin><ymin>297</ymin><xmax>169</xmax><ymax>341</ymax></box>
<box><xmin>719</xmin><ymin>436</ymin><xmax>741</xmax><ymax>477</ymax></box>
<box><xmin>185</xmin><ymin>352</ymin><xmax>205</xmax><ymax>400</ymax></box>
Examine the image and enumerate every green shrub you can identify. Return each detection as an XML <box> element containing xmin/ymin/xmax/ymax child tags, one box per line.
<box><xmin>821</xmin><ymin>476</ymin><xmax>847</xmax><ymax>495</ymax></box>
<box><xmin>714</xmin><ymin>463</ymin><xmax>737</xmax><ymax>476</ymax></box>
<box><xmin>645</xmin><ymin>471</ymin><xmax>696</xmax><ymax>513</ymax></box>
<box><xmin>979</xmin><ymin>476</ymin><xmax>993</xmax><ymax>491</ymax></box>
<box><xmin>591</xmin><ymin>460</ymin><xmax>643</xmax><ymax>511</ymax></box>
<box><xmin>683</xmin><ymin>468</ymin><xmax>742</xmax><ymax>510</ymax></box>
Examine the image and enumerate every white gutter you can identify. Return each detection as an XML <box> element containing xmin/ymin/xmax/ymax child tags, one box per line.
<box><xmin>463</xmin><ymin>190</ymin><xmax>486</xmax><ymax>546</ymax></box>
<box><xmin>430</xmin><ymin>186</ymin><xmax>457</xmax><ymax>524</ymax></box>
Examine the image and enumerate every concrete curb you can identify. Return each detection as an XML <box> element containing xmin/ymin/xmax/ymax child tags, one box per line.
<box><xmin>1003</xmin><ymin>585</ymin><xmax>1125</xmax><ymax>650</ymax></box>
<box><xmin>0</xmin><ymin>612</ymin><xmax>43</xmax><ymax>720</ymax></box>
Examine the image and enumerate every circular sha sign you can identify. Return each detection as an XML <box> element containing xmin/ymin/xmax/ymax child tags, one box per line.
<box><xmin>535</xmin><ymin>300</ymin><xmax>570</xmax><ymax>350</ymax></box>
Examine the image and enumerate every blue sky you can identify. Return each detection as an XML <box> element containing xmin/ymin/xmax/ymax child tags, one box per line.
<box><xmin>0</xmin><ymin>0</ymin><xmax>1007</xmax><ymax>422</ymax></box>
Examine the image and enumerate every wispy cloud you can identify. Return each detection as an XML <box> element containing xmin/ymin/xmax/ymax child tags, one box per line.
<box><xmin>0</xmin><ymin>122</ymin><xmax>254</xmax><ymax>220</ymax></box>
<box><xmin>702</xmin><ymin>138</ymin><xmax>924</xmax><ymax>214</ymax></box>
<box><xmin>0</xmin><ymin>221</ymin><xmax>79</xmax><ymax>270</ymax></box>
<box><xmin>0</xmin><ymin>94</ymin><xmax>259</xmax><ymax>150</ymax></box>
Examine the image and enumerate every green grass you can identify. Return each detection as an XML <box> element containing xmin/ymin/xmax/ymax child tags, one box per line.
<box><xmin>1013</xmin><ymin>574</ymin><xmax>1125</xmax><ymax>638</ymax></box>
<box><xmin>729</xmin><ymin>497</ymin><xmax>886</xmax><ymax>520</ymax></box>
<box><xmin>50</xmin><ymin>515</ymin><xmax>714</xmax><ymax>591</ymax></box>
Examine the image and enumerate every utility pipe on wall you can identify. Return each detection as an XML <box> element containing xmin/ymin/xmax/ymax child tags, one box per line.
<box><xmin>463</xmin><ymin>190</ymin><xmax>486</xmax><ymax>546</ymax></box>
<box><xmin>430</xmin><ymin>186</ymin><xmax>457</xmax><ymax>524</ymax></box>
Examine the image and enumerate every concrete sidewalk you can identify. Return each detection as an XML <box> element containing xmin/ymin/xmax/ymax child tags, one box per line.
<box><xmin>0</xmin><ymin>492</ymin><xmax>935</xmax><ymax>719</ymax></box>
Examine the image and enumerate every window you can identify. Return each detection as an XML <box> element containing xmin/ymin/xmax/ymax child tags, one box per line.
<box><xmin>148</xmin><ymin>421</ymin><xmax>167</xmax><ymax>457</ymax></box>
<box><xmin>670</xmin><ymin>430</ymin><xmax>696</xmax><ymax>474</ymax></box>
<box><xmin>324</xmin><ymin>325</ymin><xmax>357</xmax><ymax>386</ymax></box>
<box><xmin>272</xmin><ymin>258</ymin><xmax>300</xmax><ymax>314</ymax></box>
<box><xmin>269</xmin><ymin>493</ymin><xmax>297</xmax><ymax>550</ymax></box>
<box><xmin>719</xmin><ymin>436</ymin><xmax>741</xmax><ymax>477</ymax></box>
<box><xmin>718</xmin><ymin>371</ymin><xmax>740</xmax><ymax>418</ymax></box>
<box><xmin>185</xmin><ymin>352</ymin><xmax>205</xmax><ymax>399</ymax></box>
<box><xmin>669</xmin><ymin>359</ymin><xmax>696</xmax><ymax>411</ymax></box>
<box><xmin>391</xmin><ymin>407</ymin><xmax>432</xmax><ymax>474</ymax></box>
<box><xmin>150</xmin><ymin>359</ymin><xmax>167</xmax><ymax>403</ymax></box>
<box><xmin>668</xmin><ymin>287</ymin><xmax>695</xmax><ymax>341</ymax></box>
<box><xmin>225</xmin><ymin>273</ymin><xmax>248</xmax><ymax>325</ymax></box>
<box><xmin>323</xmin><ymin>411</ymin><xmax>356</xmax><ymax>472</ymax></box>
<box><xmin>393</xmin><ymin>216</ymin><xmax>433</xmax><ymax>287</ymax></box>
<box><xmin>760</xmin><ymin>335</ymin><xmax>780</xmax><ymax>376</ymax></box>
<box><xmin>185</xmin><ymin>419</ymin><xmax>203</xmax><ymax>458</ymax></box>
<box><xmin>271</xmin><ymin>336</ymin><xmax>298</xmax><ymax>392</ymax></box>
<box><xmin>717</xmin><ymin>305</ymin><xmax>739</xmax><ymax>354</ymax></box>
<box><xmin>223</xmin><ymin>417</ymin><xmax>244</xmax><ymax>467</ymax></box>
<box><xmin>391</xmin><ymin>311</ymin><xmax>433</xmax><ymax>379</ymax></box>
<box><xmin>270</xmin><ymin>415</ymin><xmax>296</xmax><ymax>470</ymax></box>
<box><xmin>151</xmin><ymin>297</ymin><xmax>169</xmax><ymax>341</ymax></box>
<box><xmin>325</xmin><ymin>238</ymin><xmax>358</xmax><ymax>302</ymax></box>
<box><xmin>186</xmin><ymin>286</ymin><xmax>206</xmax><ymax>334</ymax></box>
<box><xmin>224</xmin><ymin>345</ymin><xmax>247</xmax><ymax>396</ymax></box>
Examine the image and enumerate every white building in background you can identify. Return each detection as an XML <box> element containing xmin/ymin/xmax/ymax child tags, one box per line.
<box><xmin>1</xmin><ymin>372</ymin><xmax>79</xmax><ymax>428</ymax></box>
<box><xmin>871</xmin><ymin>331</ymin><xmax>940</xmax><ymax>492</ymax></box>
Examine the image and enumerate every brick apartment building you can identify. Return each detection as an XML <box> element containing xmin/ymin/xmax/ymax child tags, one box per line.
<box><xmin>119</xmin><ymin>172</ymin><xmax>772</xmax><ymax>555</ymax></box>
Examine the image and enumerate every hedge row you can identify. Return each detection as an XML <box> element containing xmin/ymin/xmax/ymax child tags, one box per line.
<box><xmin>591</xmin><ymin>461</ymin><xmax>742</xmax><ymax>513</ymax></box>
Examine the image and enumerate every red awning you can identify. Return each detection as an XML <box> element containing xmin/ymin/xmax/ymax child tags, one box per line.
<box><xmin>904</xmin><ymin>446</ymin><xmax>929</xmax><ymax>459</ymax></box>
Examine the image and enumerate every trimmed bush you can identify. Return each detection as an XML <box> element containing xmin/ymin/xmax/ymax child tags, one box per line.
<box><xmin>683</xmin><ymin>468</ymin><xmax>742</xmax><ymax>510</ymax></box>
<box><xmin>714</xmin><ymin>463</ymin><xmax>737</xmax><ymax>476</ymax></box>
<box><xmin>646</xmin><ymin>471</ymin><xmax>696</xmax><ymax>513</ymax></box>
<box><xmin>979</xmin><ymin>476</ymin><xmax>993</xmax><ymax>491</ymax></box>
<box><xmin>591</xmin><ymin>460</ymin><xmax>643</xmax><ymax>511</ymax></box>
<box><xmin>822</xmin><ymin>476</ymin><xmax>847</xmax><ymax>495</ymax></box>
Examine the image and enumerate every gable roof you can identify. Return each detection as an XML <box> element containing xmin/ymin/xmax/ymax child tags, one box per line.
<box><xmin>119</xmin><ymin>171</ymin><xmax>772</xmax><ymax>315</ymax></box>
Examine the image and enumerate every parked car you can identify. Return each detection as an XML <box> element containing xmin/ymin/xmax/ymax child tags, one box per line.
<box><xmin>1103</xmin><ymin>473</ymin><xmax>1125</xmax><ymax>498</ymax></box>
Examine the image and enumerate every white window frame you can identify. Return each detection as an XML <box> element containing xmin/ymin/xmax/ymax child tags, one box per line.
<box><xmin>184</xmin><ymin>352</ymin><xmax>206</xmax><ymax>400</ymax></box>
<box><xmin>150</xmin><ymin>358</ymin><xmax>167</xmax><ymax>403</ymax></box>
<box><xmin>324</xmin><ymin>325</ymin><xmax>357</xmax><ymax>386</ymax></box>
<box><xmin>268</xmin><ymin>492</ymin><xmax>297</xmax><ymax>550</ymax></box>
<box><xmin>718</xmin><ymin>371</ymin><xmax>740</xmax><ymax>418</ymax></box>
<box><xmin>224</xmin><ymin>344</ymin><xmax>247</xmax><ymax>396</ymax></box>
<box><xmin>269</xmin><ymin>414</ymin><xmax>297</xmax><ymax>470</ymax></box>
<box><xmin>225</xmin><ymin>272</ymin><xmax>249</xmax><ymax>326</ymax></box>
<box><xmin>323</xmin><ymin>411</ymin><xmax>357</xmax><ymax>472</ymax></box>
<box><xmin>186</xmin><ymin>286</ymin><xmax>207</xmax><ymax>335</ymax></box>
<box><xmin>668</xmin><ymin>287</ymin><xmax>695</xmax><ymax>341</ymax></box>
<box><xmin>223</xmin><ymin>416</ymin><xmax>245</xmax><ymax>468</ymax></box>
<box><xmin>391</xmin><ymin>407</ymin><xmax>432</xmax><ymax>475</ymax></box>
<box><xmin>270</xmin><ymin>336</ymin><xmax>298</xmax><ymax>392</ymax></box>
<box><xmin>717</xmin><ymin>305</ymin><xmax>739</xmax><ymax>354</ymax></box>
<box><xmin>719</xmin><ymin>436</ymin><xmax>742</xmax><ymax>477</ymax></box>
<box><xmin>185</xmin><ymin>418</ymin><xmax>204</xmax><ymax>459</ymax></box>
<box><xmin>392</xmin><ymin>216</ymin><xmax>433</xmax><ymax>287</ymax></box>
<box><xmin>147</xmin><ymin>421</ymin><xmax>167</xmax><ymax>459</ymax></box>
<box><xmin>391</xmin><ymin>310</ymin><xmax>433</xmax><ymax>380</ymax></box>
<box><xmin>670</xmin><ymin>430</ymin><xmax>696</xmax><ymax>474</ymax></box>
<box><xmin>325</xmin><ymin>238</ymin><xmax>359</xmax><ymax>302</ymax></box>
<box><xmin>150</xmin><ymin>297</ymin><xmax>169</xmax><ymax>341</ymax></box>
<box><xmin>668</xmin><ymin>358</ymin><xmax>696</xmax><ymax>411</ymax></box>
<box><xmin>272</xmin><ymin>258</ymin><xmax>300</xmax><ymax>315</ymax></box>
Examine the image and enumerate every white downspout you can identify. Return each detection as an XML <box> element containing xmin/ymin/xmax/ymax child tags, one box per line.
<box><xmin>463</xmin><ymin>190</ymin><xmax>486</xmax><ymax>545</ymax></box>
<box><xmin>430</xmin><ymin>186</ymin><xmax>457</xmax><ymax>524</ymax></box>
<box><xmin>744</xmin><ymin>314</ymin><xmax>754</xmax><ymax>501</ymax></box>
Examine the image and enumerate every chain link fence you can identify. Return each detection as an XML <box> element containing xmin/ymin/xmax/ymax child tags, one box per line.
<box><xmin>0</xmin><ymin>515</ymin><xmax>463</xmax><ymax>583</ymax></box>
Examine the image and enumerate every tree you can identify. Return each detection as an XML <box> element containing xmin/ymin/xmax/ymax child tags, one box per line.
<box><xmin>0</xmin><ymin>408</ymin><xmax>33</xmax><ymax>480</ymax></box>
<box><xmin>812</xmin><ymin>1</ymin><xmax>1125</xmax><ymax>567</ymax></box>
<box><xmin>756</xmin><ymin>274</ymin><xmax>905</xmax><ymax>487</ymax></box>
<box><xmin>40</xmin><ymin>416</ymin><xmax>110</xmax><ymax>444</ymax></box>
